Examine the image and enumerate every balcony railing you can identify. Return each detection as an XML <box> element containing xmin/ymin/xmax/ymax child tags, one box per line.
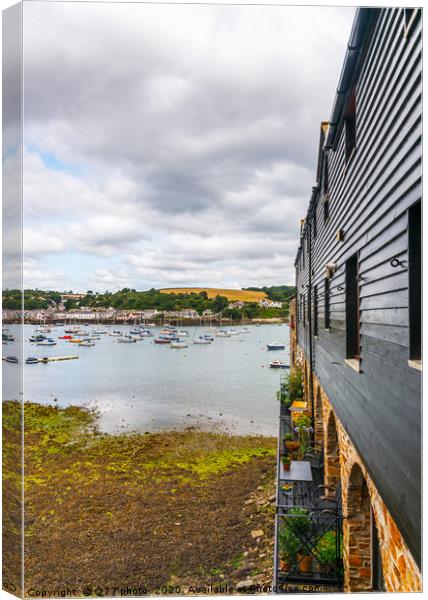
<box><xmin>273</xmin><ymin>377</ymin><xmax>343</xmax><ymax>593</ymax></box>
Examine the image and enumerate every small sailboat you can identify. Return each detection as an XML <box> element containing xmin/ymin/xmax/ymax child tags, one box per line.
<box><xmin>170</xmin><ymin>341</ymin><xmax>188</xmax><ymax>349</ymax></box>
<box><xmin>118</xmin><ymin>336</ymin><xmax>137</xmax><ymax>343</ymax></box>
<box><xmin>216</xmin><ymin>330</ymin><xmax>231</xmax><ymax>338</ymax></box>
<box><xmin>193</xmin><ymin>337</ymin><xmax>211</xmax><ymax>345</ymax></box>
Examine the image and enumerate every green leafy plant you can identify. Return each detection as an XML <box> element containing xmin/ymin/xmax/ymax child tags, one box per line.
<box><xmin>316</xmin><ymin>531</ymin><xmax>342</xmax><ymax>572</ymax></box>
<box><xmin>294</xmin><ymin>416</ymin><xmax>314</xmax><ymax>460</ymax></box>
<box><xmin>278</xmin><ymin>522</ymin><xmax>299</xmax><ymax>564</ymax></box>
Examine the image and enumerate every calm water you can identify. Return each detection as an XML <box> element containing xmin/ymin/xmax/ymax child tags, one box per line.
<box><xmin>3</xmin><ymin>324</ymin><xmax>289</xmax><ymax>436</ymax></box>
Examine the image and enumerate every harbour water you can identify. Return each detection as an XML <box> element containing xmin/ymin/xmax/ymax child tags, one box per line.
<box><xmin>2</xmin><ymin>324</ymin><xmax>289</xmax><ymax>436</ymax></box>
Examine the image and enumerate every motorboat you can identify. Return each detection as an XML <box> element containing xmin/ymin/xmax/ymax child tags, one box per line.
<box><xmin>177</xmin><ymin>330</ymin><xmax>190</xmax><ymax>337</ymax></box>
<box><xmin>58</xmin><ymin>335</ymin><xmax>73</xmax><ymax>340</ymax></box>
<box><xmin>26</xmin><ymin>357</ymin><xmax>39</xmax><ymax>364</ymax></box>
<box><xmin>30</xmin><ymin>334</ymin><xmax>47</xmax><ymax>342</ymax></box>
<box><xmin>2</xmin><ymin>329</ymin><xmax>15</xmax><ymax>342</ymax></box>
<box><xmin>80</xmin><ymin>339</ymin><xmax>95</xmax><ymax>347</ymax></box>
<box><xmin>68</xmin><ymin>338</ymin><xmax>84</xmax><ymax>344</ymax></box>
<box><xmin>240</xmin><ymin>327</ymin><xmax>251</xmax><ymax>334</ymax></box>
<box><xmin>154</xmin><ymin>338</ymin><xmax>171</xmax><ymax>344</ymax></box>
<box><xmin>227</xmin><ymin>329</ymin><xmax>240</xmax><ymax>336</ymax></box>
<box><xmin>269</xmin><ymin>360</ymin><xmax>289</xmax><ymax>369</ymax></box>
<box><xmin>37</xmin><ymin>338</ymin><xmax>56</xmax><ymax>346</ymax></box>
<box><xmin>267</xmin><ymin>342</ymin><xmax>285</xmax><ymax>350</ymax></box>
<box><xmin>5</xmin><ymin>356</ymin><xmax>19</xmax><ymax>363</ymax></box>
<box><xmin>203</xmin><ymin>333</ymin><xmax>214</xmax><ymax>341</ymax></box>
<box><xmin>118</xmin><ymin>336</ymin><xmax>137</xmax><ymax>343</ymax></box>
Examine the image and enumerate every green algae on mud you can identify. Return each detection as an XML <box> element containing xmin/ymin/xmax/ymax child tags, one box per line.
<box><xmin>3</xmin><ymin>400</ymin><xmax>277</xmax><ymax>593</ymax></box>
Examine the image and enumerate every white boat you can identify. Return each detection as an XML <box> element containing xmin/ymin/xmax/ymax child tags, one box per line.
<box><xmin>216</xmin><ymin>330</ymin><xmax>231</xmax><ymax>338</ymax></box>
<box><xmin>118</xmin><ymin>337</ymin><xmax>137</xmax><ymax>343</ymax></box>
<box><xmin>177</xmin><ymin>330</ymin><xmax>190</xmax><ymax>337</ymax></box>
<box><xmin>269</xmin><ymin>360</ymin><xmax>289</xmax><ymax>369</ymax></box>
<box><xmin>203</xmin><ymin>333</ymin><xmax>214</xmax><ymax>341</ymax></box>
<box><xmin>80</xmin><ymin>339</ymin><xmax>95</xmax><ymax>347</ymax></box>
<box><xmin>240</xmin><ymin>327</ymin><xmax>251</xmax><ymax>334</ymax></box>
<box><xmin>109</xmin><ymin>331</ymin><xmax>121</xmax><ymax>336</ymax></box>
<box><xmin>170</xmin><ymin>341</ymin><xmax>188</xmax><ymax>349</ymax></box>
<box><xmin>227</xmin><ymin>329</ymin><xmax>240</xmax><ymax>336</ymax></box>
<box><xmin>193</xmin><ymin>337</ymin><xmax>211</xmax><ymax>345</ymax></box>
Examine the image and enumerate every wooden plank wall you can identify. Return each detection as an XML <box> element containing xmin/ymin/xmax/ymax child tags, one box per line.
<box><xmin>295</xmin><ymin>8</ymin><xmax>421</xmax><ymax>565</ymax></box>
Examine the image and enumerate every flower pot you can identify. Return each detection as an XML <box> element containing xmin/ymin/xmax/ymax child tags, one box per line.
<box><xmin>285</xmin><ymin>441</ymin><xmax>299</xmax><ymax>452</ymax></box>
<box><xmin>297</xmin><ymin>553</ymin><xmax>313</xmax><ymax>574</ymax></box>
<box><xmin>283</xmin><ymin>462</ymin><xmax>291</xmax><ymax>471</ymax></box>
<box><xmin>279</xmin><ymin>557</ymin><xmax>292</xmax><ymax>572</ymax></box>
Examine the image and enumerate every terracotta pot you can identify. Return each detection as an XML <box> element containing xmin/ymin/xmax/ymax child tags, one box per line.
<box><xmin>279</xmin><ymin>558</ymin><xmax>292</xmax><ymax>572</ymax></box>
<box><xmin>285</xmin><ymin>441</ymin><xmax>299</xmax><ymax>451</ymax></box>
<box><xmin>282</xmin><ymin>461</ymin><xmax>291</xmax><ymax>471</ymax></box>
<box><xmin>297</xmin><ymin>553</ymin><xmax>313</xmax><ymax>574</ymax></box>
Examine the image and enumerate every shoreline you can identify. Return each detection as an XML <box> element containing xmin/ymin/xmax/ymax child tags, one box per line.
<box><xmin>4</xmin><ymin>401</ymin><xmax>277</xmax><ymax>595</ymax></box>
<box><xmin>4</xmin><ymin>318</ymin><xmax>288</xmax><ymax>325</ymax></box>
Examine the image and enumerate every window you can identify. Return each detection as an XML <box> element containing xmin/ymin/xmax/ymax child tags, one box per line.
<box><xmin>313</xmin><ymin>285</ymin><xmax>318</xmax><ymax>337</ymax></box>
<box><xmin>324</xmin><ymin>278</ymin><xmax>330</xmax><ymax>329</ymax></box>
<box><xmin>408</xmin><ymin>200</ymin><xmax>421</xmax><ymax>360</ymax></box>
<box><xmin>323</xmin><ymin>154</ymin><xmax>329</xmax><ymax>194</ymax></box>
<box><xmin>302</xmin><ymin>294</ymin><xmax>306</xmax><ymax>327</ymax></box>
<box><xmin>345</xmin><ymin>90</ymin><xmax>356</xmax><ymax>164</ymax></box>
<box><xmin>313</xmin><ymin>207</ymin><xmax>317</xmax><ymax>239</ymax></box>
<box><xmin>303</xmin><ymin>243</ymin><xmax>305</xmax><ymax>269</ymax></box>
<box><xmin>323</xmin><ymin>197</ymin><xmax>329</xmax><ymax>223</ymax></box>
<box><xmin>345</xmin><ymin>253</ymin><xmax>360</xmax><ymax>359</ymax></box>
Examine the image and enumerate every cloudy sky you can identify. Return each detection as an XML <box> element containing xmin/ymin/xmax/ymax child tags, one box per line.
<box><xmin>13</xmin><ymin>2</ymin><xmax>354</xmax><ymax>292</ymax></box>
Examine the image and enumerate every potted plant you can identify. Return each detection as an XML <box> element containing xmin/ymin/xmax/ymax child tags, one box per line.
<box><xmin>294</xmin><ymin>415</ymin><xmax>314</xmax><ymax>460</ymax></box>
<box><xmin>278</xmin><ymin>523</ymin><xmax>299</xmax><ymax>572</ymax></box>
<box><xmin>281</xmin><ymin>455</ymin><xmax>291</xmax><ymax>471</ymax></box>
<box><xmin>288</xmin><ymin>508</ymin><xmax>314</xmax><ymax>574</ymax></box>
<box><xmin>284</xmin><ymin>433</ymin><xmax>299</xmax><ymax>452</ymax></box>
<box><xmin>316</xmin><ymin>531</ymin><xmax>342</xmax><ymax>575</ymax></box>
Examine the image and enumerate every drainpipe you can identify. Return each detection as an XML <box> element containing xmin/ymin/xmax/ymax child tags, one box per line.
<box><xmin>307</xmin><ymin>221</ymin><xmax>315</xmax><ymax>428</ymax></box>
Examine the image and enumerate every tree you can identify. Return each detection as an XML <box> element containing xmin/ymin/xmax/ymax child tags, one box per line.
<box><xmin>212</xmin><ymin>295</ymin><xmax>229</xmax><ymax>313</ymax></box>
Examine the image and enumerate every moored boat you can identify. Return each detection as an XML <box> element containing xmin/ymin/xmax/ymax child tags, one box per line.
<box><xmin>269</xmin><ymin>360</ymin><xmax>289</xmax><ymax>369</ymax></box>
<box><xmin>5</xmin><ymin>356</ymin><xmax>19</xmax><ymax>363</ymax></box>
<box><xmin>267</xmin><ymin>342</ymin><xmax>285</xmax><ymax>350</ymax></box>
<box><xmin>37</xmin><ymin>338</ymin><xmax>57</xmax><ymax>346</ymax></box>
<box><xmin>80</xmin><ymin>339</ymin><xmax>95</xmax><ymax>347</ymax></box>
<box><xmin>26</xmin><ymin>357</ymin><xmax>39</xmax><ymax>364</ymax></box>
<box><xmin>170</xmin><ymin>341</ymin><xmax>188</xmax><ymax>348</ymax></box>
<box><xmin>154</xmin><ymin>338</ymin><xmax>171</xmax><ymax>344</ymax></box>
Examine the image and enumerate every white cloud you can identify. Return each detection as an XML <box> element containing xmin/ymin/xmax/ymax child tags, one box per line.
<box><xmin>18</xmin><ymin>2</ymin><xmax>355</xmax><ymax>291</ymax></box>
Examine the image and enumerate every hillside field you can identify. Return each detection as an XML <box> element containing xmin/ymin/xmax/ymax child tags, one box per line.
<box><xmin>159</xmin><ymin>287</ymin><xmax>267</xmax><ymax>302</ymax></box>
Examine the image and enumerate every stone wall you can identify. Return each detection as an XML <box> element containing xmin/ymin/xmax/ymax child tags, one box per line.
<box><xmin>295</xmin><ymin>347</ymin><xmax>422</xmax><ymax>592</ymax></box>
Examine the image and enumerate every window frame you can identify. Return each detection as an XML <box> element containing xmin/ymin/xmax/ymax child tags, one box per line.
<box><xmin>345</xmin><ymin>253</ymin><xmax>360</xmax><ymax>361</ymax></box>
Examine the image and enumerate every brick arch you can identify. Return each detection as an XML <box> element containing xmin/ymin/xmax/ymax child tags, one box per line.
<box><xmin>344</xmin><ymin>463</ymin><xmax>372</xmax><ymax>591</ymax></box>
<box><xmin>314</xmin><ymin>386</ymin><xmax>323</xmax><ymax>451</ymax></box>
<box><xmin>324</xmin><ymin>410</ymin><xmax>340</xmax><ymax>491</ymax></box>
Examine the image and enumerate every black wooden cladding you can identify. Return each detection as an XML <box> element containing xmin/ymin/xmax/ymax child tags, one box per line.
<box><xmin>295</xmin><ymin>8</ymin><xmax>421</xmax><ymax>566</ymax></box>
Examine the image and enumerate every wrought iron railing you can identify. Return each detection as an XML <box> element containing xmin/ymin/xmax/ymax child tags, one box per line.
<box><xmin>273</xmin><ymin>392</ymin><xmax>343</xmax><ymax>593</ymax></box>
